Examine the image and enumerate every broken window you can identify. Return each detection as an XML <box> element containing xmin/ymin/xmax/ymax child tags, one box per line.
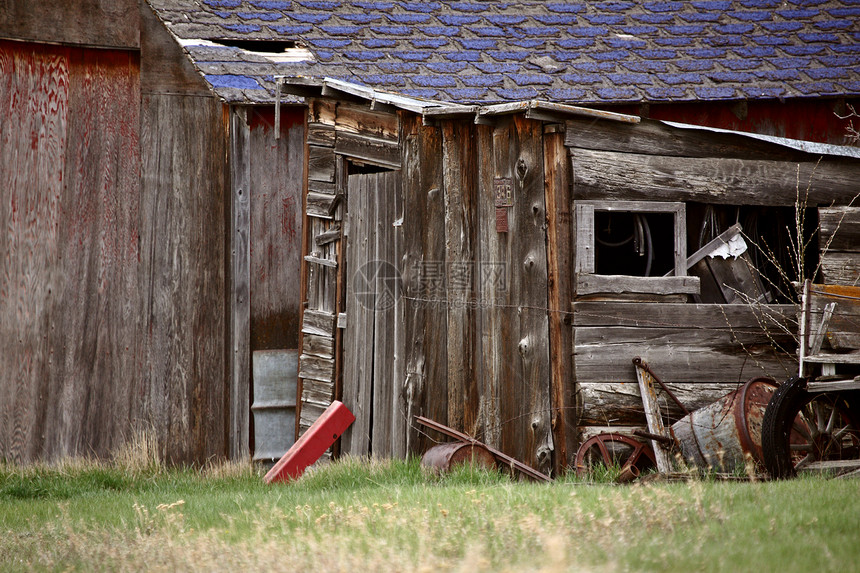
<box><xmin>575</xmin><ymin>201</ymin><xmax>696</xmax><ymax>298</ymax></box>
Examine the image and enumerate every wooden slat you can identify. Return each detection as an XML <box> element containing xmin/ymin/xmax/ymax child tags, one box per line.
<box><xmin>301</xmin><ymin>309</ymin><xmax>336</xmax><ymax>337</ymax></box>
<box><xmin>308</xmin><ymin>145</ymin><xmax>336</xmax><ymax>183</ymax></box>
<box><xmin>302</xmin><ymin>333</ymin><xmax>334</xmax><ymax>358</ymax></box>
<box><xmin>308</xmin><ymin>122</ymin><xmax>335</xmax><ymax>147</ymax></box>
<box><xmin>634</xmin><ymin>360</ymin><xmax>673</xmax><ymax>473</ymax></box>
<box><xmin>819</xmin><ymin>207</ymin><xmax>860</xmax><ymax>253</ymax></box>
<box><xmin>496</xmin><ymin>116</ymin><xmax>554</xmax><ymax>475</ymax></box>
<box><xmin>247</xmin><ymin>107</ymin><xmax>303</xmax><ymax>355</ymax></box>
<box><xmin>230</xmin><ymin>109</ymin><xmax>252</xmax><ymax>460</ymax></box>
<box><xmin>576</xmin><ymin>275</ymin><xmax>700</xmax><ymax>296</ymax></box>
<box><xmin>808</xmin><ymin>284</ymin><xmax>860</xmax><ymax>351</ymax></box>
<box><xmin>572</xmin><ymin>302</ymin><xmax>795</xmax><ymax>331</ymax></box>
<box><xmin>342</xmin><ymin>174</ymin><xmax>375</xmax><ymax>455</ymax></box>
<box><xmin>334</xmin><ymin>102</ymin><xmax>399</xmax><ymax>139</ymax></box>
<box><xmin>574</xmin><ymin>325</ymin><xmax>796</xmax><ymax>385</ymax></box>
<box><xmin>306</xmin><ymin>191</ymin><xmax>340</xmax><ymax>219</ymax></box>
<box><xmin>821</xmin><ymin>252</ymin><xmax>860</xmax><ymax>286</ymax></box>
<box><xmin>441</xmin><ymin>121</ymin><xmax>480</xmax><ymax>439</ymax></box>
<box><xmin>335</xmin><ymin>130</ymin><xmax>400</xmax><ymax>168</ymax></box>
<box><xmin>371</xmin><ymin>172</ymin><xmax>400</xmax><ymax>458</ymax></box>
<box><xmin>400</xmin><ymin>113</ymin><xmax>448</xmax><ymax>456</ymax></box>
<box><xmin>570</xmin><ymin>148</ymin><xmax>860</xmax><ymax>207</ymax></box>
<box><xmin>298</xmin><ymin>354</ymin><xmax>335</xmax><ymax>383</ymax></box>
<box><xmin>543</xmin><ymin>127</ymin><xmax>578</xmax><ymax>472</ymax></box>
<box><xmin>577</xmin><ymin>381</ymin><xmax>748</xmax><ymax>426</ymax></box>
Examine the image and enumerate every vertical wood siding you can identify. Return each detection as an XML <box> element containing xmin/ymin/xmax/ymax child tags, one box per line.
<box><xmin>0</xmin><ymin>39</ymin><xmax>230</xmax><ymax>464</ymax></box>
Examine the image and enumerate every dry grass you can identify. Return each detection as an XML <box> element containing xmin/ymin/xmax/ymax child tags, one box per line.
<box><xmin>2</xmin><ymin>455</ymin><xmax>859</xmax><ymax>572</ymax></box>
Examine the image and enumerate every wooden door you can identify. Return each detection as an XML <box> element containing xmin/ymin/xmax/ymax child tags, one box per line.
<box><xmin>341</xmin><ymin>171</ymin><xmax>403</xmax><ymax>457</ymax></box>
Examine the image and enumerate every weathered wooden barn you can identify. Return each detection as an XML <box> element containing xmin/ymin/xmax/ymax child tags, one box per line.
<box><xmin>0</xmin><ymin>0</ymin><xmax>303</xmax><ymax>464</ymax></box>
<box><xmin>3</xmin><ymin>0</ymin><xmax>859</xmax><ymax>470</ymax></box>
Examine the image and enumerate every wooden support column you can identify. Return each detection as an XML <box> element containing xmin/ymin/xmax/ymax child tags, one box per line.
<box><xmin>543</xmin><ymin>124</ymin><xmax>578</xmax><ymax>473</ymax></box>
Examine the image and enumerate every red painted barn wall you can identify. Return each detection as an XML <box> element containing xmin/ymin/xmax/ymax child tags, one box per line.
<box><xmin>0</xmin><ymin>39</ymin><xmax>143</xmax><ymax>462</ymax></box>
<box><xmin>609</xmin><ymin>98</ymin><xmax>859</xmax><ymax>145</ymax></box>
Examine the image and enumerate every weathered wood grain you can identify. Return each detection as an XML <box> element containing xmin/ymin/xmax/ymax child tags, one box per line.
<box><xmin>543</xmin><ymin>128</ymin><xmax>578</xmax><ymax>472</ymax></box>
<box><xmin>442</xmin><ymin>121</ymin><xmax>480</xmax><ymax>438</ymax></box>
<box><xmin>371</xmin><ymin>173</ymin><xmax>401</xmax><ymax>458</ymax></box>
<box><xmin>821</xmin><ymin>253</ymin><xmax>860</xmax><ymax>286</ymax></box>
<box><xmin>573</xmin><ymin>302</ymin><xmax>796</xmax><ymax>331</ymax></box>
<box><xmin>400</xmin><ymin>113</ymin><xmax>448</xmax><ymax>456</ymax></box>
<box><xmin>342</xmin><ymin>174</ymin><xmax>375</xmax><ymax>455</ymax></box>
<box><xmin>571</xmin><ymin>148</ymin><xmax>860</xmax><ymax>207</ymax></box>
<box><xmin>574</xmin><ymin>324</ymin><xmax>796</xmax><ymax>387</ymax></box>
<box><xmin>247</xmin><ymin>107</ymin><xmax>303</xmax><ymax>353</ymax></box>
<box><xmin>0</xmin><ymin>0</ymin><xmax>139</xmax><ymax>49</ymax></box>
<box><xmin>335</xmin><ymin>131</ymin><xmax>400</xmax><ymax>168</ymax></box>
<box><xmin>0</xmin><ymin>41</ymin><xmax>230</xmax><ymax>466</ymax></box>
<box><xmin>565</xmin><ymin>117</ymin><xmax>808</xmax><ymax>161</ymax></box>
<box><xmin>301</xmin><ymin>309</ymin><xmax>336</xmax><ymax>337</ymax></box>
<box><xmin>576</xmin><ymin>275</ymin><xmax>700</xmax><ymax>296</ymax></box>
<box><xmin>335</xmin><ymin>103</ymin><xmax>399</xmax><ymax>140</ymax></box>
<box><xmin>308</xmin><ymin>145</ymin><xmax>336</xmax><ymax>183</ymax></box>
<box><xmin>819</xmin><ymin>207</ymin><xmax>860</xmax><ymax>253</ymax></box>
<box><xmin>489</xmin><ymin>116</ymin><xmax>554</xmax><ymax>475</ymax></box>
<box><xmin>230</xmin><ymin>109</ymin><xmax>251</xmax><ymax>460</ymax></box>
<box><xmin>578</xmin><ymin>382</ymin><xmax>754</xmax><ymax>426</ymax></box>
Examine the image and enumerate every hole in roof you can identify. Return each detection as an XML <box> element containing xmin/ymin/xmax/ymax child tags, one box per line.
<box><xmin>213</xmin><ymin>39</ymin><xmax>298</xmax><ymax>52</ymax></box>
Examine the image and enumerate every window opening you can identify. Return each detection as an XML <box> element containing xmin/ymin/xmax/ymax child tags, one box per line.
<box><xmin>594</xmin><ymin>211</ymin><xmax>676</xmax><ymax>277</ymax></box>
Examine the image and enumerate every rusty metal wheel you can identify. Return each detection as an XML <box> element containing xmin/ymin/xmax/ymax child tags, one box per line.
<box><xmin>574</xmin><ymin>433</ymin><xmax>657</xmax><ymax>477</ymax></box>
<box><xmin>762</xmin><ymin>376</ymin><xmax>860</xmax><ymax>479</ymax></box>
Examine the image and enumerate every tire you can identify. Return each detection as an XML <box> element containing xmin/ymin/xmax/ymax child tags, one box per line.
<box><xmin>761</xmin><ymin>376</ymin><xmax>807</xmax><ymax>479</ymax></box>
<box><xmin>762</xmin><ymin>376</ymin><xmax>860</xmax><ymax>479</ymax></box>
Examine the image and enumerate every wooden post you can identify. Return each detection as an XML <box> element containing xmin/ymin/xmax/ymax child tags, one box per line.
<box><xmin>543</xmin><ymin>124</ymin><xmax>577</xmax><ymax>473</ymax></box>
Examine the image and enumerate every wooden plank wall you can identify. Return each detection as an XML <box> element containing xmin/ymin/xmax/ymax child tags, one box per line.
<box><xmin>819</xmin><ymin>207</ymin><xmax>860</xmax><ymax>286</ymax></box>
<box><xmin>0</xmin><ymin>0</ymin><xmax>139</xmax><ymax>49</ymax></box>
<box><xmin>398</xmin><ymin>115</ymin><xmax>555</xmax><ymax>474</ymax></box>
<box><xmin>297</xmin><ymin>106</ymin><xmax>559</xmax><ymax>473</ymax></box>
<box><xmin>563</xmin><ymin>116</ymin><xmax>860</xmax><ymax>442</ymax></box>
<box><xmin>0</xmin><ymin>3</ymin><xmax>232</xmax><ymax>464</ymax></box>
<box><xmin>0</xmin><ymin>40</ymin><xmax>145</xmax><ymax>463</ymax></box>
<box><xmin>140</xmin><ymin>1</ymin><xmax>230</xmax><ymax>463</ymax></box>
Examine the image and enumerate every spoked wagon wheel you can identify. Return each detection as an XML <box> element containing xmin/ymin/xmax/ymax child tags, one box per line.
<box><xmin>761</xmin><ymin>376</ymin><xmax>860</xmax><ymax>479</ymax></box>
<box><xmin>574</xmin><ymin>434</ymin><xmax>657</xmax><ymax>478</ymax></box>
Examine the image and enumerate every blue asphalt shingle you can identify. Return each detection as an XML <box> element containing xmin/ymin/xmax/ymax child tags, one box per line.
<box><xmin>152</xmin><ymin>0</ymin><xmax>860</xmax><ymax>105</ymax></box>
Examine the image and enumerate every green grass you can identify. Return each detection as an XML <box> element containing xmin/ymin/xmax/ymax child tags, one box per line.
<box><xmin>1</xmin><ymin>457</ymin><xmax>858</xmax><ymax>572</ymax></box>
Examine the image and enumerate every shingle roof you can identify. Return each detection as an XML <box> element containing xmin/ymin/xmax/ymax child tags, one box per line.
<box><xmin>147</xmin><ymin>0</ymin><xmax>860</xmax><ymax>105</ymax></box>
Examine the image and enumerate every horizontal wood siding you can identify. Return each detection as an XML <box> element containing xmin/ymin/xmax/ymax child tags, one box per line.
<box><xmin>0</xmin><ymin>0</ymin><xmax>139</xmax><ymax>49</ymax></box>
<box><xmin>573</xmin><ymin>302</ymin><xmax>796</xmax><ymax>429</ymax></box>
<box><xmin>819</xmin><ymin>207</ymin><xmax>860</xmax><ymax>286</ymax></box>
<box><xmin>570</xmin><ymin>148</ymin><xmax>860</xmax><ymax>207</ymax></box>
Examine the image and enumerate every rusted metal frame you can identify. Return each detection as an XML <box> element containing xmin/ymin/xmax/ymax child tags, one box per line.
<box><xmin>414</xmin><ymin>416</ymin><xmax>552</xmax><ymax>482</ymax></box>
<box><xmin>633</xmin><ymin>429</ymin><xmax>674</xmax><ymax>445</ymax></box>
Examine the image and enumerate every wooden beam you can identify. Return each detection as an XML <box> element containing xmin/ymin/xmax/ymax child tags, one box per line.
<box><xmin>543</xmin><ymin>128</ymin><xmax>577</xmax><ymax>472</ymax></box>
<box><xmin>571</xmin><ymin>148</ymin><xmax>860</xmax><ymax>207</ymax></box>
